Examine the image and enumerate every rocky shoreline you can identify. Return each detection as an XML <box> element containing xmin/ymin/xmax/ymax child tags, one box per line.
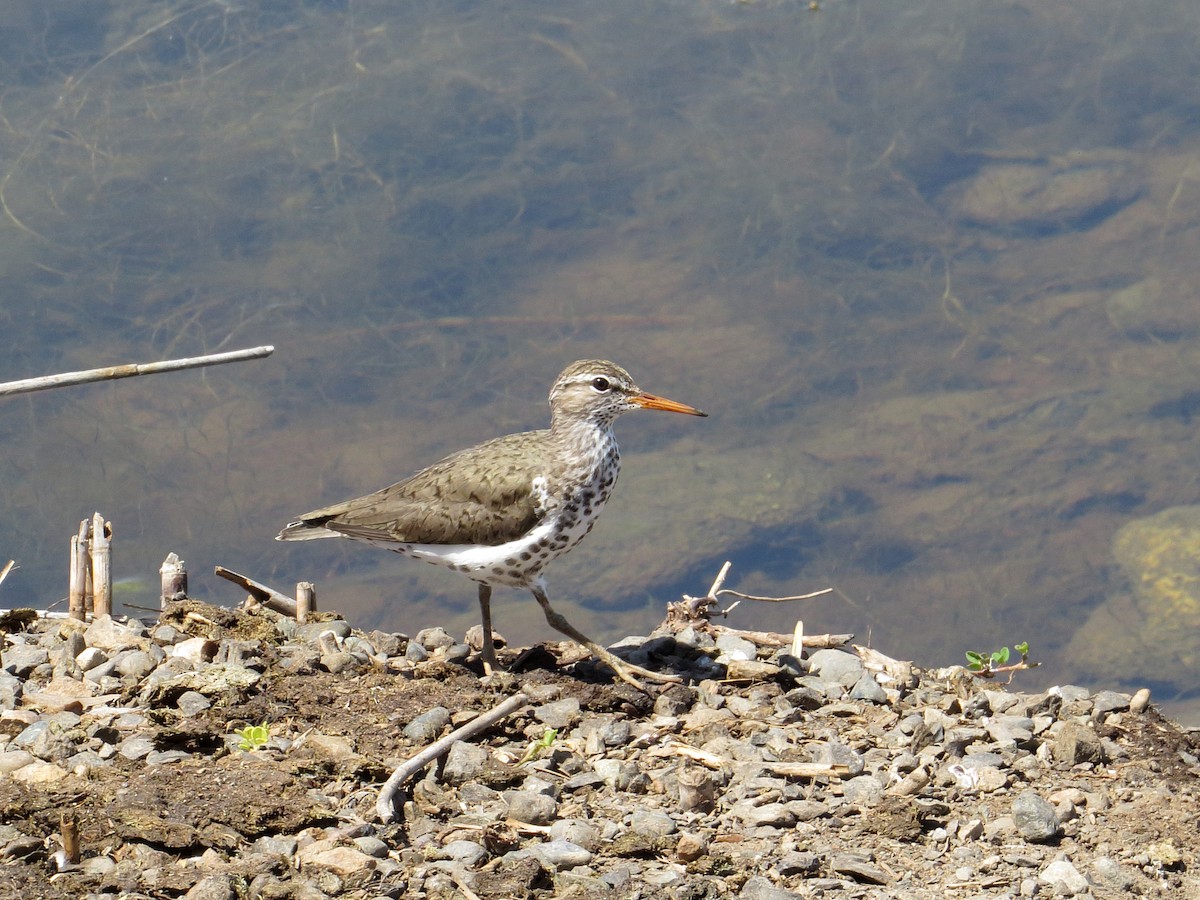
<box><xmin>0</xmin><ymin>599</ymin><xmax>1197</xmax><ymax>899</ymax></box>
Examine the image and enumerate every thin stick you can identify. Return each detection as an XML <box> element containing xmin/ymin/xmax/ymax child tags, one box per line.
<box><xmin>376</xmin><ymin>692</ymin><xmax>529</xmax><ymax>823</ymax></box>
<box><xmin>0</xmin><ymin>559</ymin><xmax>15</xmax><ymax>589</ymax></box>
<box><xmin>214</xmin><ymin>566</ymin><xmax>297</xmax><ymax>617</ymax></box>
<box><xmin>711</xmin><ymin>586</ymin><xmax>834</xmax><ymax>604</ymax></box>
<box><xmin>0</xmin><ymin>345</ymin><xmax>274</xmax><ymax>397</ymax></box>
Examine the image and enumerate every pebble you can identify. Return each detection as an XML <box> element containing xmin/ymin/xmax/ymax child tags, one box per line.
<box><xmin>533</xmin><ymin>697</ymin><xmax>580</xmax><ymax>729</ymax></box>
<box><xmin>806</xmin><ymin>648</ymin><xmax>864</xmax><ymax>686</ymax></box>
<box><xmin>629</xmin><ymin>808</ymin><xmax>677</xmax><ymax>837</ymax></box>
<box><xmin>1038</xmin><ymin>859</ymin><xmax>1089</xmax><ymax>895</ymax></box>
<box><xmin>440</xmin><ymin>839</ymin><xmax>486</xmax><ymax>866</ymax></box>
<box><xmin>403</xmin><ymin>707</ymin><xmax>450</xmax><ymax>743</ymax></box>
<box><xmin>504</xmin><ymin>790</ymin><xmax>557</xmax><ymax>825</ymax></box>
<box><xmin>1012</xmin><ymin>790</ymin><xmax>1061</xmax><ymax>842</ymax></box>
<box><xmin>442</xmin><ymin>740</ymin><xmax>487</xmax><ymax>783</ymax></box>
<box><xmin>527</xmin><ymin>838</ymin><xmax>592</xmax><ymax>870</ymax></box>
<box><xmin>3</xmin><ymin>645</ymin><xmax>50</xmax><ymax>677</ymax></box>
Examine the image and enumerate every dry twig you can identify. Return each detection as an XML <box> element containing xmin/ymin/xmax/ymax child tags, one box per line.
<box><xmin>660</xmin><ymin>561</ymin><xmax>845</xmax><ymax>650</ymax></box>
<box><xmin>377</xmin><ymin>692</ymin><xmax>529</xmax><ymax>823</ymax></box>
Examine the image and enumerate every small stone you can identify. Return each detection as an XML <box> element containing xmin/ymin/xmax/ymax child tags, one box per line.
<box><xmin>175</xmin><ymin>690</ymin><xmax>212</xmax><ymax>717</ymax></box>
<box><xmin>351</xmin><ymin>836</ymin><xmax>389</xmax><ymax>859</ymax></box>
<box><xmin>731</xmin><ymin>801</ymin><xmax>795</xmax><ymax>828</ymax></box>
<box><xmin>675</xmin><ymin>831</ymin><xmax>708</xmax><ymax>862</ymax></box>
<box><xmin>304</xmin><ymin>731</ymin><xmax>357</xmax><ymax>760</ymax></box>
<box><xmin>1129</xmin><ymin>687</ymin><xmax>1152</xmax><ymax>714</ymax></box>
<box><xmin>443</xmin><ymin>740</ymin><xmax>487</xmax><ymax>784</ymax></box>
<box><xmin>629</xmin><ymin>808</ymin><xmax>676</xmax><ymax>837</ymax></box>
<box><xmin>1091</xmin><ymin>690</ymin><xmax>1130</xmax><ymax>717</ymax></box>
<box><xmin>145</xmin><ymin>750</ymin><xmax>191</xmax><ymax>765</ymax></box>
<box><xmin>714</xmin><ymin>633</ymin><xmax>757</xmax><ymax>662</ymax></box>
<box><xmin>533</xmin><ymin>698</ymin><xmax>580</xmax><ymax>729</ymax></box>
<box><xmin>298</xmin><ymin>845</ymin><xmax>377</xmax><ymax>876</ymax></box>
<box><xmin>2</xmin><ymin>645</ymin><xmax>49</xmax><ymax>677</ymax></box>
<box><xmin>811</xmin><ymin>739</ymin><xmax>866</xmax><ymax>776</ymax></box>
<box><xmin>549</xmin><ymin>819</ymin><xmax>601</xmax><ymax>852</ymax></box>
<box><xmin>739</xmin><ymin>874</ymin><xmax>805</xmax><ymax>899</ymax></box>
<box><xmin>829</xmin><ymin>852</ymin><xmax>890</xmax><ymax>884</ymax></box>
<box><xmin>403</xmin><ymin>707</ymin><xmax>450</xmax><ymax>743</ymax></box>
<box><xmin>1091</xmin><ymin>855</ymin><xmax>1136</xmax><ymax>891</ymax></box>
<box><xmin>1053</xmin><ymin>722</ymin><xmax>1105</xmax><ymax>765</ymax></box>
<box><xmin>12</xmin><ymin>760</ymin><xmax>70</xmax><ymax>784</ymax></box>
<box><xmin>1012</xmin><ymin>790</ymin><xmax>1061</xmax><ymax>842</ymax></box>
<box><xmin>1038</xmin><ymin>859</ymin><xmax>1088</xmax><ymax>895</ymax></box>
<box><xmin>806</xmin><ymin>649</ymin><xmax>864</xmax><ymax>686</ymax></box>
<box><xmin>848</xmin><ymin>672</ymin><xmax>888</xmax><ymax>703</ymax></box>
<box><xmin>83</xmin><ymin>615</ymin><xmax>147</xmax><ymax>651</ymax></box>
<box><xmin>320</xmin><ymin>651</ymin><xmax>358</xmax><ymax>674</ymax></box>
<box><xmin>295</xmin><ymin>619</ymin><xmax>352</xmax><ymax>643</ymax></box>
<box><xmin>114</xmin><ymin>649</ymin><xmax>157</xmax><ymax>681</ymax></box>
<box><xmin>254</xmin><ymin>835</ymin><xmax>299</xmax><ymax>857</ymax></box>
<box><xmin>183</xmin><ymin>874</ymin><xmax>236</xmax><ymax>900</ymax></box>
<box><xmin>404</xmin><ymin>642</ymin><xmax>429</xmax><ymax>662</ymax></box>
<box><xmin>118</xmin><ymin>735</ymin><xmax>157</xmax><ymax>760</ymax></box>
<box><xmin>440</xmin><ymin>839</ymin><xmax>487</xmax><ymax>866</ymax></box>
<box><xmin>592</xmin><ymin>758</ymin><xmax>642</xmax><ymax>791</ymax></box>
<box><xmin>842</xmin><ymin>774</ymin><xmax>884</xmax><ymax>807</ymax></box>
<box><xmin>0</xmin><ymin>750</ymin><xmax>36</xmax><ymax>774</ymax></box>
<box><xmin>528</xmin><ymin>838</ymin><xmax>591</xmax><ymax>870</ymax></box>
<box><xmin>414</xmin><ymin>627</ymin><xmax>455</xmax><ymax>650</ymax></box>
<box><xmin>504</xmin><ymin>790</ymin><xmax>557</xmax><ymax>825</ymax></box>
<box><xmin>776</xmin><ymin>851</ymin><xmax>819</xmax><ymax>876</ymax></box>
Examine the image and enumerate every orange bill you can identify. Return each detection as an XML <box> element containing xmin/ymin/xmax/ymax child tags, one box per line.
<box><xmin>632</xmin><ymin>392</ymin><xmax>708</xmax><ymax>417</ymax></box>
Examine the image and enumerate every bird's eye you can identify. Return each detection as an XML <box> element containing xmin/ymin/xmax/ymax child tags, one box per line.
<box><xmin>591</xmin><ymin>377</ymin><xmax>611</xmax><ymax>392</ymax></box>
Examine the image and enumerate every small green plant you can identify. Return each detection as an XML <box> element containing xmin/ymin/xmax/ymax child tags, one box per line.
<box><xmin>966</xmin><ymin>641</ymin><xmax>1037</xmax><ymax>681</ymax></box>
<box><xmin>234</xmin><ymin>721</ymin><xmax>271</xmax><ymax>751</ymax></box>
<box><xmin>515</xmin><ymin>728</ymin><xmax>558</xmax><ymax>766</ymax></box>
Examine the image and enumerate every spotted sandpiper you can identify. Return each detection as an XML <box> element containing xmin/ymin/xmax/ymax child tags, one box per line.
<box><xmin>277</xmin><ymin>359</ymin><xmax>707</xmax><ymax>688</ymax></box>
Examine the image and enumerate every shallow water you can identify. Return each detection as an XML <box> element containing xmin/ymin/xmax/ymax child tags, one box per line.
<box><xmin>2</xmin><ymin>0</ymin><xmax>1199</xmax><ymax>720</ymax></box>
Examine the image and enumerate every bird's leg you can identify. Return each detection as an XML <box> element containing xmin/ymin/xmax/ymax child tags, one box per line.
<box><xmin>529</xmin><ymin>585</ymin><xmax>681</xmax><ymax>690</ymax></box>
<box><xmin>477</xmin><ymin>584</ymin><xmax>498</xmax><ymax>676</ymax></box>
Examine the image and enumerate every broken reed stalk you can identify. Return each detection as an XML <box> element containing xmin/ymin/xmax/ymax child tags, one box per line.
<box><xmin>159</xmin><ymin>552</ymin><xmax>188</xmax><ymax>607</ymax></box>
<box><xmin>0</xmin><ymin>559</ymin><xmax>14</xmax><ymax>589</ymax></box>
<box><xmin>67</xmin><ymin>514</ymin><xmax>113</xmax><ymax>620</ymax></box>
<box><xmin>60</xmin><ymin>812</ymin><xmax>80</xmax><ymax>865</ymax></box>
<box><xmin>295</xmin><ymin>582</ymin><xmax>316</xmax><ymax>624</ymax></box>
<box><xmin>91</xmin><ymin>513</ymin><xmax>112</xmax><ymax>617</ymax></box>
<box><xmin>214</xmin><ymin>566</ymin><xmax>299</xmax><ymax>617</ymax></box>
<box><xmin>0</xmin><ymin>345</ymin><xmax>274</xmax><ymax>398</ymax></box>
<box><xmin>68</xmin><ymin>521</ymin><xmax>88</xmax><ymax>620</ymax></box>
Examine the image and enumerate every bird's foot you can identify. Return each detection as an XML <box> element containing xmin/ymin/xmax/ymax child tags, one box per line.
<box><xmin>590</xmin><ymin>645</ymin><xmax>681</xmax><ymax>692</ymax></box>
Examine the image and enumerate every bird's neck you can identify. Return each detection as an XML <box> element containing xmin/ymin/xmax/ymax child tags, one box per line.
<box><xmin>549</xmin><ymin>415</ymin><xmax>619</xmax><ymax>473</ymax></box>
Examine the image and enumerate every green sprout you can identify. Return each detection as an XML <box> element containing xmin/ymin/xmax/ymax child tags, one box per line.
<box><xmin>234</xmin><ymin>721</ymin><xmax>271</xmax><ymax>751</ymax></box>
<box><xmin>965</xmin><ymin>641</ymin><xmax>1037</xmax><ymax>681</ymax></box>
<box><xmin>515</xmin><ymin>728</ymin><xmax>558</xmax><ymax>766</ymax></box>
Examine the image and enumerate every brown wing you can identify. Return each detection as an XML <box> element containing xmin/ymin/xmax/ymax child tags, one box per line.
<box><xmin>287</xmin><ymin>431</ymin><xmax>553</xmax><ymax>546</ymax></box>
